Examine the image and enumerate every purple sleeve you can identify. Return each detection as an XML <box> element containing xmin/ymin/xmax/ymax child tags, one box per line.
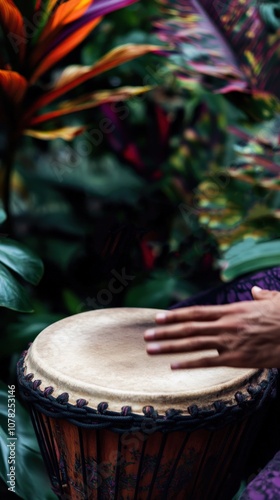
<box><xmin>170</xmin><ymin>267</ymin><xmax>280</xmax><ymax>309</ymax></box>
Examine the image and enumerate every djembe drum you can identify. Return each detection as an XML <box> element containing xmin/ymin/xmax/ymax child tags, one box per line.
<box><xmin>17</xmin><ymin>308</ymin><xmax>277</xmax><ymax>500</ymax></box>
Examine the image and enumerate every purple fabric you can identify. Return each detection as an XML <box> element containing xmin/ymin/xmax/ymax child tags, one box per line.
<box><xmin>240</xmin><ymin>451</ymin><xmax>280</xmax><ymax>500</ymax></box>
<box><xmin>171</xmin><ymin>266</ymin><xmax>280</xmax><ymax>309</ymax></box>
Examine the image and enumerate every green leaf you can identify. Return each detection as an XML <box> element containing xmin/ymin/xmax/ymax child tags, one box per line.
<box><xmin>0</xmin><ymin>263</ymin><xmax>34</xmax><ymax>313</ymax></box>
<box><xmin>0</xmin><ymin>239</ymin><xmax>44</xmax><ymax>285</ymax></box>
<box><xmin>125</xmin><ymin>273</ymin><xmax>176</xmax><ymax>309</ymax></box>
<box><xmin>0</xmin><ymin>382</ymin><xmax>56</xmax><ymax>500</ymax></box>
<box><xmin>259</xmin><ymin>3</ymin><xmax>280</xmax><ymax>31</ymax></box>
<box><xmin>1</xmin><ymin>313</ymin><xmax>63</xmax><ymax>357</ymax></box>
<box><xmin>0</xmin><ymin>209</ymin><xmax>6</xmax><ymax>224</ymax></box>
<box><xmin>220</xmin><ymin>238</ymin><xmax>280</xmax><ymax>281</ymax></box>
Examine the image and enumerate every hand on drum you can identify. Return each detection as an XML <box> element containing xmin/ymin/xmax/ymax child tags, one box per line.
<box><xmin>144</xmin><ymin>287</ymin><xmax>280</xmax><ymax>369</ymax></box>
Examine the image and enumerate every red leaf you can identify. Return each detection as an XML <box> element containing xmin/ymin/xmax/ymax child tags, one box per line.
<box><xmin>30</xmin><ymin>17</ymin><xmax>101</xmax><ymax>84</ymax></box>
<box><xmin>0</xmin><ymin>0</ymin><xmax>26</xmax><ymax>63</ymax></box>
<box><xmin>0</xmin><ymin>70</ymin><xmax>27</xmax><ymax>104</ymax></box>
<box><xmin>31</xmin><ymin>0</ymin><xmax>94</xmax><ymax>67</ymax></box>
<box><xmin>26</xmin><ymin>86</ymin><xmax>151</xmax><ymax>127</ymax></box>
<box><xmin>24</xmin><ymin>44</ymin><xmax>157</xmax><ymax>124</ymax></box>
<box><xmin>29</xmin><ymin>0</ymin><xmax>140</xmax><ymax>82</ymax></box>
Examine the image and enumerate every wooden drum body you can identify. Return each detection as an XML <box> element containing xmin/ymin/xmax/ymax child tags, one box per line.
<box><xmin>17</xmin><ymin>308</ymin><xmax>277</xmax><ymax>500</ymax></box>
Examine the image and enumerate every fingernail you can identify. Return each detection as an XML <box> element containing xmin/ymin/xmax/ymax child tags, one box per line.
<box><xmin>156</xmin><ymin>312</ymin><xmax>167</xmax><ymax>322</ymax></box>
<box><xmin>147</xmin><ymin>343</ymin><xmax>161</xmax><ymax>353</ymax></box>
<box><xmin>252</xmin><ymin>286</ymin><xmax>262</xmax><ymax>292</ymax></box>
<box><xmin>145</xmin><ymin>329</ymin><xmax>155</xmax><ymax>339</ymax></box>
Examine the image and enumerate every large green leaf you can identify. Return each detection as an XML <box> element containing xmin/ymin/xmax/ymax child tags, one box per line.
<box><xmin>156</xmin><ymin>0</ymin><xmax>280</xmax><ymax>115</ymax></box>
<box><xmin>0</xmin><ymin>238</ymin><xmax>44</xmax><ymax>285</ymax></box>
<box><xmin>0</xmin><ymin>382</ymin><xmax>56</xmax><ymax>500</ymax></box>
<box><xmin>220</xmin><ymin>238</ymin><xmax>280</xmax><ymax>281</ymax></box>
<box><xmin>0</xmin><ymin>264</ymin><xmax>34</xmax><ymax>313</ymax></box>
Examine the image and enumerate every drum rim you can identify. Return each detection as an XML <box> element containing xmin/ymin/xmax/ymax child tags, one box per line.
<box><xmin>23</xmin><ymin>308</ymin><xmax>261</xmax><ymax>413</ymax></box>
<box><xmin>17</xmin><ymin>351</ymin><xmax>278</xmax><ymax>432</ymax></box>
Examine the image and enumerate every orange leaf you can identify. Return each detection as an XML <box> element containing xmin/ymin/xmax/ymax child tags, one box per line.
<box><xmin>43</xmin><ymin>0</ymin><xmax>92</xmax><ymax>32</ymax></box>
<box><xmin>27</xmin><ymin>44</ymin><xmax>158</xmax><ymax>120</ymax></box>
<box><xmin>0</xmin><ymin>0</ymin><xmax>26</xmax><ymax>63</ymax></box>
<box><xmin>29</xmin><ymin>17</ymin><xmax>101</xmax><ymax>84</ymax></box>
<box><xmin>27</xmin><ymin>86</ymin><xmax>152</xmax><ymax>127</ymax></box>
<box><xmin>0</xmin><ymin>70</ymin><xmax>27</xmax><ymax>104</ymax></box>
<box><xmin>30</xmin><ymin>0</ymin><xmax>94</xmax><ymax>68</ymax></box>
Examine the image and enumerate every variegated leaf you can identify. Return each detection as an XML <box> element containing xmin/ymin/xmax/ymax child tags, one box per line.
<box><xmin>31</xmin><ymin>0</ymin><xmax>94</xmax><ymax>49</ymax></box>
<box><xmin>29</xmin><ymin>0</ymin><xmax>139</xmax><ymax>83</ymax></box>
<box><xmin>156</xmin><ymin>0</ymin><xmax>280</xmax><ymax>109</ymax></box>
<box><xmin>27</xmin><ymin>86</ymin><xmax>152</xmax><ymax>127</ymax></box>
<box><xmin>24</xmin><ymin>44</ymin><xmax>158</xmax><ymax>125</ymax></box>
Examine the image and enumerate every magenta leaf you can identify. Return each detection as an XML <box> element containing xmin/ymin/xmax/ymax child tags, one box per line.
<box><xmin>155</xmin><ymin>0</ymin><xmax>280</xmax><ymax>101</ymax></box>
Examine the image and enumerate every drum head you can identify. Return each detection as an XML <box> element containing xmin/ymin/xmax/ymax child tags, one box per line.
<box><xmin>24</xmin><ymin>308</ymin><xmax>259</xmax><ymax>414</ymax></box>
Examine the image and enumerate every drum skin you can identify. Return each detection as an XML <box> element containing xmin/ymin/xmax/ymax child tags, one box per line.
<box><xmin>17</xmin><ymin>308</ymin><xmax>277</xmax><ymax>500</ymax></box>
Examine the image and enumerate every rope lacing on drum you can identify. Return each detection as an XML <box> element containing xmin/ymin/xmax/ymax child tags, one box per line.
<box><xmin>44</xmin><ymin>387</ymin><xmax>54</xmax><ymax>397</ymax></box>
<box><xmin>17</xmin><ymin>351</ymin><xmax>278</xmax><ymax>433</ymax></box>
<box><xmin>56</xmin><ymin>393</ymin><xmax>69</xmax><ymax>405</ymax></box>
<box><xmin>97</xmin><ymin>402</ymin><xmax>109</xmax><ymax>413</ymax></box>
<box><xmin>121</xmin><ymin>406</ymin><xmax>132</xmax><ymax>416</ymax></box>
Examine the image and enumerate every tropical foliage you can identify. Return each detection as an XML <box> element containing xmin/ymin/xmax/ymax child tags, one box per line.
<box><xmin>156</xmin><ymin>0</ymin><xmax>280</xmax><ymax>278</ymax></box>
<box><xmin>155</xmin><ymin>0</ymin><xmax>280</xmax><ymax>117</ymax></box>
<box><xmin>0</xmin><ymin>0</ymin><xmax>159</xmax><ymax>242</ymax></box>
<box><xmin>0</xmin><ymin>0</ymin><xmax>156</xmax><ymax>140</ymax></box>
<box><xmin>0</xmin><ymin>0</ymin><xmax>157</xmax><ymax>306</ymax></box>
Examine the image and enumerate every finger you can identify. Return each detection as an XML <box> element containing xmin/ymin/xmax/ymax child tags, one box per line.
<box><xmin>155</xmin><ymin>303</ymin><xmax>247</xmax><ymax>324</ymax></box>
<box><xmin>251</xmin><ymin>286</ymin><xmax>280</xmax><ymax>301</ymax></box>
<box><xmin>146</xmin><ymin>337</ymin><xmax>223</xmax><ymax>355</ymax></box>
<box><xmin>170</xmin><ymin>353</ymin><xmax>250</xmax><ymax>369</ymax></box>
<box><xmin>144</xmin><ymin>319</ymin><xmax>235</xmax><ymax>341</ymax></box>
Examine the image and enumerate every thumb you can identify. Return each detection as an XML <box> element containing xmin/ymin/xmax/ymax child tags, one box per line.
<box><xmin>251</xmin><ymin>286</ymin><xmax>280</xmax><ymax>300</ymax></box>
